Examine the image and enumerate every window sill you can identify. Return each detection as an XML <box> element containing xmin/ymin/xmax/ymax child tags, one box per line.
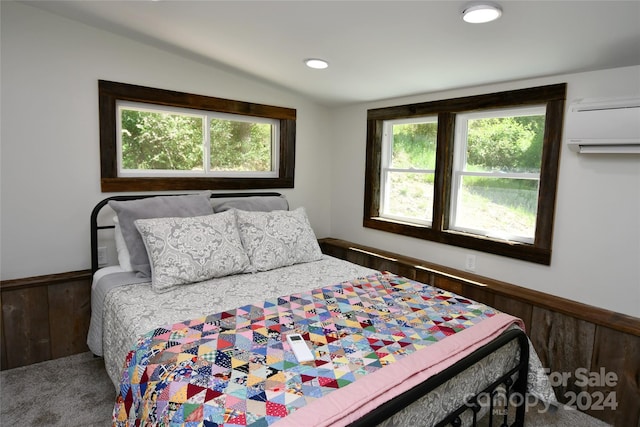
<box><xmin>364</xmin><ymin>216</ymin><xmax>551</xmax><ymax>265</ymax></box>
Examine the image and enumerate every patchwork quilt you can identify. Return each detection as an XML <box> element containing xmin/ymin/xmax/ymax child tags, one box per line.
<box><xmin>113</xmin><ymin>272</ymin><xmax>503</xmax><ymax>426</ymax></box>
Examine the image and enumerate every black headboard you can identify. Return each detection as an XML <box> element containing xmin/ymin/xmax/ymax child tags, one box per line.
<box><xmin>90</xmin><ymin>192</ymin><xmax>283</xmax><ymax>274</ymax></box>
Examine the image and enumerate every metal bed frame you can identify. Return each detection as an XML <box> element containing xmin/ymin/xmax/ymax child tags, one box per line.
<box><xmin>90</xmin><ymin>192</ymin><xmax>529</xmax><ymax>427</ymax></box>
<box><xmin>350</xmin><ymin>328</ymin><xmax>529</xmax><ymax>427</ymax></box>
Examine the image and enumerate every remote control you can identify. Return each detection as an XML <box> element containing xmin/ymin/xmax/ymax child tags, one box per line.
<box><xmin>286</xmin><ymin>333</ymin><xmax>315</xmax><ymax>362</ymax></box>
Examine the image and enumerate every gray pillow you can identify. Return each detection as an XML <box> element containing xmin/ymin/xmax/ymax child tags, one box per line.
<box><xmin>212</xmin><ymin>196</ymin><xmax>289</xmax><ymax>213</ymax></box>
<box><xmin>109</xmin><ymin>192</ymin><xmax>213</xmax><ymax>277</ymax></box>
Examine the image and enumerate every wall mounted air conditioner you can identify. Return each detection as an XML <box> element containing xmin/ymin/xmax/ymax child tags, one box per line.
<box><xmin>565</xmin><ymin>96</ymin><xmax>640</xmax><ymax>154</ymax></box>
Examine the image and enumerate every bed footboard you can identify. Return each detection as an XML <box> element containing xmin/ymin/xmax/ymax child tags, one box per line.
<box><xmin>349</xmin><ymin>328</ymin><xmax>529</xmax><ymax>427</ymax></box>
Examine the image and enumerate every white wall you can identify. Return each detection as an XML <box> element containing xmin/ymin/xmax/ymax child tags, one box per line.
<box><xmin>0</xmin><ymin>1</ymin><xmax>333</xmax><ymax>280</ymax></box>
<box><xmin>328</xmin><ymin>66</ymin><xmax>640</xmax><ymax>318</ymax></box>
<box><xmin>2</xmin><ymin>2</ymin><xmax>638</xmax><ymax>319</ymax></box>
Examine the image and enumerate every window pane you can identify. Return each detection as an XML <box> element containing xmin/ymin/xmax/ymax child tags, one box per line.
<box><xmin>384</xmin><ymin>172</ymin><xmax>434</xmax><ymax>222</ymax></box>
<box><xmin>391</xmin><ymin>121</ymin><xmax>438</xmax><ymax>169</ymax></box>
<box><xmin>466</xmin><ymin>113</ymin><xmax>545</xmax><ymax>173</ymax></box>
<box><xmin>121</xmin><ymin>109</ymin><xmax>203</xmax><ymax>171</ymax></box>
<box><xmin>209</xmin><ymin>119</ymin><xmax>272</xmax><ymax>172</ymax></box>
<box><xmin>454</xmin><ymin>176</ymin><xmax>539</xmax><ymax>239</ymax></box>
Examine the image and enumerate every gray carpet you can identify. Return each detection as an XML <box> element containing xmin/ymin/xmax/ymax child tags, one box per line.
<box><xmin>1</xmin><ymin>353</ymin><xmax>115</xmax><ymax>426</ymax></box>
<box><xmin>1</xmin><ymin>352</ymin><xmax>612</xmax><ymax>426</ymax></box>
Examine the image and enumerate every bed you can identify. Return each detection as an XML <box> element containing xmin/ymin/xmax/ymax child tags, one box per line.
<box><xmin>88</xmin><ymin>192</ymin><xmax>555</xmax><ymax>427</ymax></box>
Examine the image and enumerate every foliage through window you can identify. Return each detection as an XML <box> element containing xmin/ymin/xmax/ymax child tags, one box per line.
<box><xmin>99</xmin><ymin>80</ymin><xmax>295</xmax><ymax>192</ymax></box>
<box><xmin>450</xmin><ymin>106</ymin><xmax>546</xmax><ymax>243</ymax></box>
<box><xmin>381</xmin><ymin>117</ymin><xmax>438</xmax><ymax>225</ymax></box>
<box><xmin>118</xmin><ymin>102</ymin><xmax>278</xmax><ymax>177</ymax></box>
<box><xmin>365</xmin><ymin>84</ymin><xmax>566</xmax><ymax>264</ymax></box>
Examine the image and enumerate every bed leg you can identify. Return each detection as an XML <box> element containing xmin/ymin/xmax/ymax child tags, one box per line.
<box><xmin>512</xmin><ymin>332</ymin><xmax>530</xmax><ymax>427</ymax></box>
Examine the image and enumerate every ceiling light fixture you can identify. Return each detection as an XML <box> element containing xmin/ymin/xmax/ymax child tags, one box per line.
<box><xmin>462</xmin><ymin>2</ymin><xmax>502</xmax><ymax>23</ymax></box>
<box><xmin>304</xmin><ymin>58</ymin><xmax>329</xmax><ymax>69</ymax></box>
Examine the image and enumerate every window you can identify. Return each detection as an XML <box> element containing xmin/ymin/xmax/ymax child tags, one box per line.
<box><xmin>364</xmin><ymin>84</ymin><xmax>566</xmax><ymax>265</ymax></box>
<box><xmin>450</xmin><ymin>106</ymin><xmax>546</xmax><ymax>244</ymax></box>
<box><xmin>99</xmin><ymin>80</ymin><xmax>295</xmax><ymax>192</ymax></box>
<box><xmin>380</xmin><ymin>117</ymin><xmax>438</xmax><ymax>225</ymax></box>
<box><xmin>117</xmin><ymin>101</ymin><xmax>279</xmax><ymax>178</ymax></box>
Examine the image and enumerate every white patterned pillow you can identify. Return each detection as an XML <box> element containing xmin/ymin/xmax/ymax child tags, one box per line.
<box><xmin>134</xmin><ymin>210</ymin><xmax>250</xmax><ymax>292</ymax></box>
<box><xmin>235</xmin><ymin>207</ymin><xmax>323</xmax><ymax>272</ymax></box>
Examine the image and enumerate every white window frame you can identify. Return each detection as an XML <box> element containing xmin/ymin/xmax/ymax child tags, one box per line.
<box><xmin>116</xmin><ymin>100</ymin><xmax>280</xmax><ymax>178</ymax></box>
<box><xmin>449</xmin><ymin>106</ymin><xmax>546</xmax><ymax>244</ymax></box>
<box><xmin>380</xmin><ymin>116</ymin><xmax>438</xmax><ymax>226</ymax></box>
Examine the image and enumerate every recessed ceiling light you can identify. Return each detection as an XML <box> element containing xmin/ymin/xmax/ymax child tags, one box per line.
<box><xmin>462</xmin><ymin>2</ymin><xmax>502</xmax><ymax>23</ymax></box>
<box><xmin>304</xmin><ymin>58</ymin><xmax>329</xmax><ymax>69</ymax></box>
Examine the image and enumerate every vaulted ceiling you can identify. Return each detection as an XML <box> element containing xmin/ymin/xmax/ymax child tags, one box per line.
<box><xmin>25</xmin><ymin>0</ymin><xmax>640</xmax><ymax>106</ymax></box>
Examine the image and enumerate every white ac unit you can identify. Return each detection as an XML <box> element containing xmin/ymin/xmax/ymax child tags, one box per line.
<box><xmin>565</xmin><ymin>96</ymin><xmax>640</xmax><ymax>154</ymax></box>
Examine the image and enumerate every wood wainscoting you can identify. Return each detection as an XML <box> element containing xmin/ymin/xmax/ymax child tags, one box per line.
<box><xmin>0</xmin><ymin>270</ymin><xmax>92</xmax><ymax>370</ymax></box>
<box><xmin>319</xmin><ymin>238</ymin><xmax>639</xmax><ymax>427</ymax></box>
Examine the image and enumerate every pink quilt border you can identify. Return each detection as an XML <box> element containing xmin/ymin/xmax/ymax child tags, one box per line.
<box><xmin>276</xmin><ymin>312</ymin><xmax>524</xmax><ymax>427</ymax></box>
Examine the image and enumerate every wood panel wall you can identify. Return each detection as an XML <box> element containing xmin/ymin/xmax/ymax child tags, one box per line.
<box><xmin>319</xmin><ymin>238</ymin><xmax>640</xmax><ymax>427</ymax></box>
<box><xmin>0</xmin><ymin>270</ymin><xmax>91</xmax><ymax>370</ymax></box>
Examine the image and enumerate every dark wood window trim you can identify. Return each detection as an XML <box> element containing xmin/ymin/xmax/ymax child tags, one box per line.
<box><xmin>98</xmin><ymin>80</ymin><xmax>296</xmax><ymax>192</ymax></box>
<box><xmin>364</xmin><ymin>84</ymin><xmax>567</xmax><ymax>265</ymax></box>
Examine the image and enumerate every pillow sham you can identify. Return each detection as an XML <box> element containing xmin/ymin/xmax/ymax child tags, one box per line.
<box><xmin>134</xmin><ymin>210</ymin><xmax>250</xmax><ymax>293</ymax></box>
<box><xmin>109</xmin><ymin>192</ymin><xmax>213</xmax><ymax>277</ymax></box>
<box><xmin>212</xmin><ymin>195</ymin><xmax>289</xmax><ymax>213</ymax></box>
<box><xmin>235</xmin><ymin>207</ymin><xmax>323</xmax><ymax>272</ymax></box>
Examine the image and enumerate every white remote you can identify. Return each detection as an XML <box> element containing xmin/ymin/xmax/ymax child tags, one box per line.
<box><xmin>286</xmin><ymin>333</ymin><xmax>315</xmax><ymax>362</ymax></box>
